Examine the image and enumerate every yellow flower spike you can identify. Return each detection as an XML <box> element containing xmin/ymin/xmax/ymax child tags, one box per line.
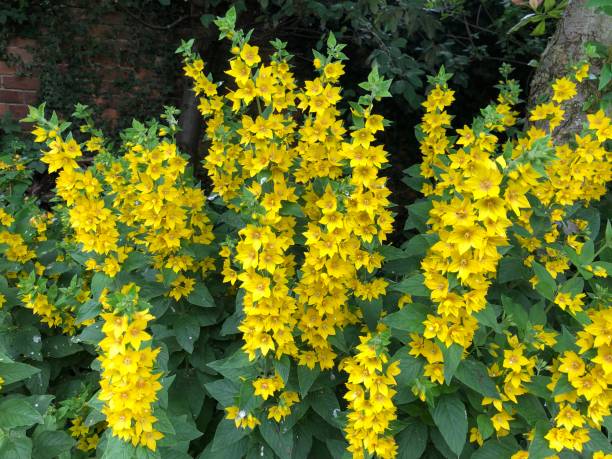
<box><xmin>98</xmin><ymin>306</ymin><xmax>162</xmax><ymax>451</ymax></box>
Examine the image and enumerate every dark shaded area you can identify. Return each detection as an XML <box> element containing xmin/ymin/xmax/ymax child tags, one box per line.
<box><xmin>0</xmin><ymin>0</ymin><xmax>550</xmax><ymax>239</ymax></box>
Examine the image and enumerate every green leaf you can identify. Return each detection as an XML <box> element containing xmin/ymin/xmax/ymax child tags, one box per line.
<box><xmin>588</xmin><ymin>0</ymin><xmax>612</xmax><ymax>13</ymax></box>
<box><xmin>431</xmin><ymin>394</ymin><xmax>467</xmax><ymax>456</ymax></box>
<box><xmin>472</xmin><ymin>437</ymin><xmax>519</xmax><ymax>459</ymax></box>
<box><xmin>598</xmin><ymin>63</ymin><xmax>612</xmax><ymax>91</ymax></box>
<box><xmin>455</xmin><ymin>359</ymin><xmax>499</xmax><ymax>399</ymax></box>
<box><xmin>169</xmin><ymin>414</ymin><xmax>203</xmax><ymax>442</ymax></box>
<box><xmin>516</xmin><ymin>395</ymin><xmax>547</xmax><ymax>425</ymax></box>
<box><xmin>501</xmin><ymin>296</ymin><xmax>528</xmax><ymax>332</ymax></box>
<box><xmin>32</xmin><ymin>429</ymin><xmax>75</xmax><ymax>459</ymax></box>
<box><xmin>208</xmin><ymin>350</ymin><xmax>257</xmax><ymax>380</ymax></box>
<box><xmin>585</xmin><ymin>427</ymin><xmax>612</xmax><ymax>454</ymax></box>
<box><xmin>102</xmin><ymin>434</ymin><xmax>137</xmax><ymax>459</ymax></box>
<box><xmin>382</xmin><ymin>303</ymin><xmax>428</xmax><ymax>333</ymax></box>
<box><xmin>0</xmin><ymin>361</ymin><xmax>40</xmax><ymax>384</ymax></box>
<box><xmin>154</xmin><ymin>410</ymin><xmax>175</xmax><ymax>436</ymax></box>
<box><xmin>122</xmin><ymin>251</ymin><xmax>150</xmax><ymax>273</ymax></box>
<box><xmin>280</xmin><ymin>202</ymin><xmax>305</xmax><ymax>218</ymax></box>
<box><xmin>528</xmin><ymin>302</ymin><xmax>546</xmax><ymax>326</ymax></box>
<box><xmin>197</xmin><ymin>438</ymin><xmax>248</xmax><ymax>459</ymax></box>
<box><xmin>477</xmin><ymin>415</ymin><xmax>494</xmax><ymax>440</ymax></box>
<box><xmin>204</xmin><ymin>379</ymin><xmax>238</xmax><ymax>407</ymax></box>
<box><xmin>528</xmin><ymin>421</ymin><xmax>555</xmax><ymax>458</ymax></box>
<box><xmin>0</xmin><ymin>433</ymin><xmax>32</xmax><ymax>459</ymax></box>
<box><xmin>174</xmin><ymin>316</ymin><xmax>200</xmax><ymax>353</ymax></box>
<box><xmin>532</xmin><ymin>262</ymin><xmax>556</xmax><ymax>300</ymax></box>
<box><xmin>298</xmin><ymin>365</ymin><xmax>319</xmax><ymax>398</ymax></box>
<box><xmin>552</xmin><ymin>374</ymin><xmax>574</xmax><ymax>396</ymax></box>
<box><xmin>442</xmin><ymin>343</ymin><xmax>463</xmax><ymax>385</ymax></box>
<box><xmin>380</xmin><ymin>245</ymin><xmax>410</xmax><ymax>261</ymax></box>
<box><xmin>259</xmin><ymin>417</ymin><xmax>294</xmax><ymax>457</ymax></box>
<box><xmin>525</xmin><ymin>375</ymin><xmax>552</xmax><ymax>400</ymax></box>
<box><xmin>497</xmin><ymin>258</ymin><xmax>530</xmax><ymax>283</ymax></box>
<box><xmin>396</xmin><ymin>419</ymin><xmax>428</xmax><ymax>459</ymax></box>
<box><xmin>393</xmin><ymin>348</ymin><xmax>424</xmax><ymax>388</ymax></box>
<box><xmin>0</xmin><ymin>398</ymin><xmax>44</xmax><ymax>428</ymax></box>
<box><xmin>531</xmin><ymin>19</ymin><xmax>546</xmax><ymax>36</ymax></box>
<box><xmin>391</xmin><ymin>273</ymin><xmax>430</xmax><ymax>297</ymax></box>
<box><xmin>327</xmin><ymin>32</ymin><xmax>337</xmax><ymax>49</ymax></box>
<box><xmin>474</xmin><ymin>304</ymin><xmax>502</xmax><ymax>333</ymax></box>
<box><xmin>273</xmin><ymin>355</ymin><xmax>291</xmax><ymax>384</ymax></box>
<box><xmin>135</xmin><ymin>446</ymin><xmax>162</xmax><ymax>459</ymax></box>
<box><xmin>91</xmin><ymin>272</ymin><xmax>112</xmax><ymax>300</ymax></box>
<box><xmin>357</xmin><ymin>297</ymin><xmax>383</xmax><ymax>331</ymax></box>
<box><xmin>401</xmin><ymin>234</ymin><xmax>437</xmax><ymax>257</ymax></box>
<box><xmin>404</xmin><ymin>200</ymin><xmax>432</xmax><ymax>233</ymax></box>
<box><xmin>186</xmin><ymin>283</ymin><xmax>215</xmax><ymax>308</ymax></box>
<box><xmin>211</xmin><ymin>420</ymin><xmax>249</xmax><ymax>452</ymax></box>
<box><xmin>309</xmin><ymin>388</ymin><xmax>342</xmax><ymax>428</ymax></box>
<box><xmin>76</xmin><ymin>299</ymin><xmax>101</xmax><ymax>324</ymax></box>
<box><xmin>43</xmin><ymin>335</ymin><xmax>82</xmax><ymax>358</ymax></box>
<box><xmin>325</xmin><ymin>439</ymin><xmax>349</xmax><ymax>459</ymax></box>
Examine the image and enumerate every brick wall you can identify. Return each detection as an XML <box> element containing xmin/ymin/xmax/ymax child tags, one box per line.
<box><xmin>0</xmin><ymin>8</ymin><xmax>197</xmax><ymax>130</ymax></box>
<box><xmin>0</xmin><ymin>38</ymin><xmax>39</xmax><ymax>121</ymax></box>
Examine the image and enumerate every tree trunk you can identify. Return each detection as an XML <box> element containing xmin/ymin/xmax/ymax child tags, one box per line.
<box><xmin>176</xmin><ymin>85</ymin><xmax>203</xmax><ymax>175</ymax></box>
<box><xmin>528</xmin><ymin>0</ymin><xmax>612</xmax><ymax>141</ymax></box>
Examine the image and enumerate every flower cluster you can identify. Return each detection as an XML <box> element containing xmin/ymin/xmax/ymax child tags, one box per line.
<box><xmin>415</xmin><ymin>74</ymin><xmax>523</xmax><ymax>387</ymax></box>
<box><xmin>184</xmin><ymin>41</ymin><xmax>394</xmax><ymax>370</ymax></box>
<box><xmin>18</xmin><ymin>273</ymin><xmax>94</xmax><ymax>335</ymax></box>
<box><xmin>69</xmin><ymin>415</ymin><xmax>103</xmax><ymax>452</ymax></box>
<box><xmin>98</xmin><ymin>296</ymin><xmax>163</xmax><ymax>450</ymax></box>
<box><xmin>341</xmin><ymin>332</ymin><xmax>399</xmax><ymax>459</ymax></box>
<box><xmin>415</xmin><ymin>65</ymin><xmax>611</xmax><ymax>456</ymax></box>
<box><xmin>181</xmin><ymin>25</ymin><xmax>394</xmax><ymax>452</ymax></box>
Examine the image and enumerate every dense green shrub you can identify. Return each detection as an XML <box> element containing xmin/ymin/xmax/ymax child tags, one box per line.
<box><xmin>0</xmin><ymin>8</ymin><xmax>610</xmax><ymax>459</ymax></box>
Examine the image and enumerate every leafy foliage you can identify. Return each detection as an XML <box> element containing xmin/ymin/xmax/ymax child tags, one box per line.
<box><xmin>0</xmin><ymin>7</ymin><xmax>611</xmax><ymax>459</ymax></box>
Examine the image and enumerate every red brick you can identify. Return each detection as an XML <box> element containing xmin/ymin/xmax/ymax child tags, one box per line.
<box><xmin>0</xmin><ymin>61</ymin><xmax>16</xmax><ymax>75</ymax></box>
<box><xmin>8</xmin><ymin>37</ymin><xmax>36</xmax><ymax>48</ymax></box>
<box><xmin>20</xmin><ymin>91</ymin><xmax>38</xmax><ymax>105</ymax></box>
<box><xmin>0</xmin><ymin>89</ymin><xmax>23</xmax><ymax>104</ymax></box>
<box><xmin>101</xmin><ymin>108</ymin><xmax>119</xmax><ymax>126</ymax></box>
<box><xmin>102</xmin><ymin>11</ymin><xmax>124</xmax><ymax>25</ymax></box>
<box><xmin>6</xmin><ymin>46</ymin><xmax>34</xmax><ymax>64</ymax></box>
<box><xmin>0</xmin><ymin>103</ymin><xmax>28</xmax><ymax>120</ymax></box>
<box><xmin>90</xmin><ymin>24</ymin><xmax>112</xmax><ymax>39</ymax></box>
<box><xmin>1</xmin><ymin>75</ymin><xmax>40</xmax><ymax>91</ymax></box>
<box><xmin>102</xmin><ymin>67</ymin><xmax>130</xmax><ymax>81</ymax></box>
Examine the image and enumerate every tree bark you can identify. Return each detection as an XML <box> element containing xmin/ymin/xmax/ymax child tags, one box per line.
<box><xmin>528</xmin><ymin>0</ymin><xmax>612</xmax><ymax>141</ymax></box>
<box><xmin>176</xmin><ymin>85</ymin><xmax>203</xmax><ymax>175</ymax></box>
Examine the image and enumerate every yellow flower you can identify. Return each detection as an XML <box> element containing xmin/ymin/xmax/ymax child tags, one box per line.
<box><xmin>323</xmin><ymin>61</ymin><xmax>345</xmax><ymax>81</ymax></box>
<box><xmin>551</xmin><ymin>77</ymin><xmax>577</xmax><ymax>103</ymax></box>
<box><xmin>225</xmin><ymin>406</ymin><xmax>260</xmax><ymax>429</ymax></box>
<box><xmin>558</xmin><ymin>351</ymin><xmax>585</xmax><ymax>381</ymax></box>
<box><xmin>41</xmin><ymin>138</ymin><xmax>82</xmax><ymax>172</ymax></box>
<box><xmin>240</xmin><ymin>44</ymin><xmax>261</xmax><ymax>67</ymax></box>
<box><xmin>575</xmin><ymin>63</ymin><xmax>589</xmax><ymax>82</ymax></box>
<box><xmin>555</xmin><ymin>404</ymin><xmax>584</xmax><ymax>430</ymax></box>
<box><xmin>491</xmin><ymin>410</ymin><xmax>513</xmax><ymax>431</ymax></box>
<box><xmin>469</xmin><ymin>427</ymin><xmax>483</xmax><ymax>446</ymax></box>
<box><xmin>252</xmin><ymin>374</ymin><xmax>283</xmax><ymax>400</ymax></box>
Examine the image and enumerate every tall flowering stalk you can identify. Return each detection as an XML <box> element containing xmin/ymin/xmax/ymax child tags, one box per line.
<box><xmin>98</xmin><ymin>287</ymin><xmax>163</xmax><ymax>450</ymax></box>
<box><xmin>180</xmin><ymin>11</ymin><xmax>395</xmax><ymax>449</ymax></box>
<box><xmin>414</xmin><ymin>65</ymin><xmax>611</xmax><ymax>454</ymax></box>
